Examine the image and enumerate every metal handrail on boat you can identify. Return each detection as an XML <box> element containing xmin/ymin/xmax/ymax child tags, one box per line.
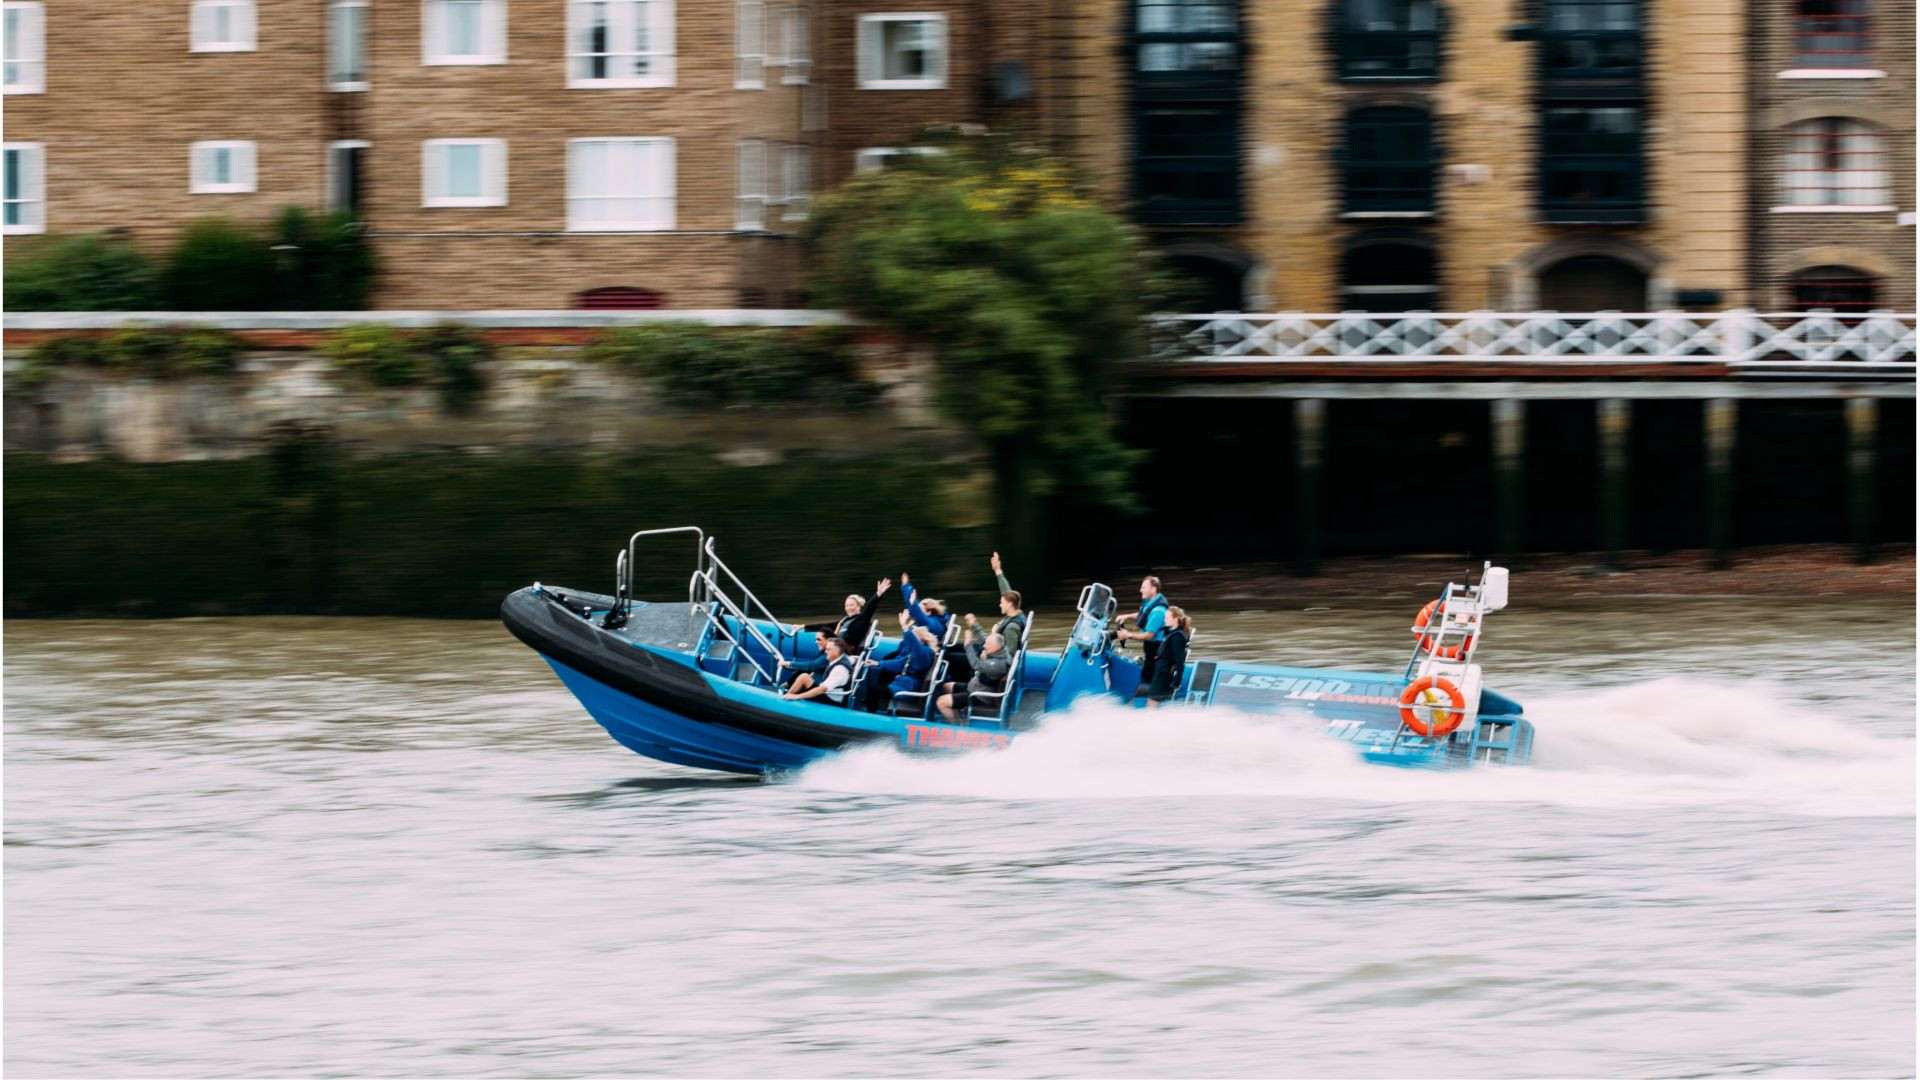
<box><xmin>692</xmin><ymin>582</ymin><xmax>782</xmax><ymax>686</ymax></box>
<box><xmin>608</xmin><ymin>526</ymin><xmax>708</xmax><ymax>630</ymax></box>
<box><xmin>702</xmin><ymin>537</ymin><xmax>787</xmax><ymax>639</ymax></box>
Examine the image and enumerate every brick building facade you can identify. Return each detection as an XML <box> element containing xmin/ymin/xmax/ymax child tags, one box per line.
<box><xmin>2</xmin><ymin>0</ymin><xmax>1912</xmax><ymax>312</ymax></box>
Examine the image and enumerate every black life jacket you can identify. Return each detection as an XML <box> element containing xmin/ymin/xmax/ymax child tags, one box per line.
<box><xmin>821</xmin><ymin>655</ymin><xmax>857</xmax><ymax>704</ymax></box>
<box><xmin>992</xmin><ymin>611</ymin><xmax>1027</xmax><ymax>649</ymax></box>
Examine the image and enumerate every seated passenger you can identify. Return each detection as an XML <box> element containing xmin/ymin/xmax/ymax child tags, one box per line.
<box><xmin>935</xmin><ymin>629</ymin><xmax>1010</xmax><ymax>723</ymax></box>
<box><xmin>776</xmin><ymin>631</ymin><xmax>832</xmax><ymax>687</ymax></box>
<box><xmin>802</xmin><ymin>578</ymin><xmax>891</xmax><ymax>655</ymax></box>
<box><xmin>1142</xmin><ymin>606</ymin><xmax>1191</xmax><ymax>709</ymax></box>
<box><xmin>783</xmin><ymin>636</ymin><xmax>857</xmax><ymax>706</ymax></box>
<box><xmin>864</xmin><ymin>616</ymin><xmax>940</xmax><ymax>712</ymax></box>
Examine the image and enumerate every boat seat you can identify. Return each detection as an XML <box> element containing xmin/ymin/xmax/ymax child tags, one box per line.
<box><xmin>888</xmin><ymin>620</ymin><xmax>962</xmax><ymax>719</ymax></box>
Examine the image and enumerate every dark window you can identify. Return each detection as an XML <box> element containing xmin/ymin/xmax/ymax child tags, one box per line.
<box><xmin>575</xmin><ymin>287</ymin><xmax>665</xmax><ymax>310</ymax></box>
<box><xmin>737</xmin><ymin>287</ymin><xmax>767</xmax><ymax>309</ymax></box>
<box><xmin>1337</xmin><ymin>0</ymin><xmax>1438</xmax><ymax>79</ymax></box>
<box><xmin>1540</xmin><ymin>106</ymin><xmax>1642</xmax><ymax>221</ymax></box>
<box><xmin>1789</xmin><ymin>266</ymin><xmax>1880</xmax><ymax>311</ymax></box>
<box><xmin>1135</xmin><ymin>0</ymin><xmax>1239</xmax><ymax>77</ymax></box>
<box><xmin>1344</xmin><ymin>107</ymin><xmax>1434</xmax><ymax>212</ymax></box>
<box><xmin>1342</xmin><ymin>243</ymin><xmax>1438</xmax><ymax>311</ymax></box>
<box><xmin>1540</xmin><ymin>0</ymin><xmax>1639</xmax><ymax>78</ymax></box>
<box><xmin>1795</xmin><ymin>0</ymin><xmax>1869</xmax><ymax>68</ymax></box>
<box><xmin>1134</xmin><ymin>106</ymin><xmax>1240</xmax><ymax>223</ymax></box>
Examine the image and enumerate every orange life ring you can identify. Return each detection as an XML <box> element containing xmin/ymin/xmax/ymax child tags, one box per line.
<box><xmin>1398</xmin><ymin>676</ymin><xmax>1467</xmax><ymax>737</ymax></box>
<box><xmin>1414</xmin><ymin>600</ymin><xmax>1473</xmax><ymax>660</ymax></box>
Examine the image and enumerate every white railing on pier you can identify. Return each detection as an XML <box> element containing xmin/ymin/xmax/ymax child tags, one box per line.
<box><xmin>1150</xmin><ymin>311</ymin><xmax>1918</xmax><ymax>366</ymax></box>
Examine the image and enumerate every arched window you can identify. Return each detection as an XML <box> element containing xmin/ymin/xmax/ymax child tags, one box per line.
<box><xmin>1345</xmin><ymin>107</ymin><xmax>1434</xmax><ymax>212</ymax></box>
<box><xmin>1788</xmin><ymin>266</ymin><xmax>1880</xmax><ymax>311</ymax></box>
<box><xmin>1337</xmin><ymin>0</ymin><xmax>1438</xmax><ymax>79</ymax></box>
<box><xmin>1342</xmin><ymin>242</ymin><xmax>1438</xmax><ymax>312</ymax></box>
<box><xmin>1780</xmin><ymin>118</ymin><xmax>1888</xmax><ymax>207</ymax></box>
<box><xmin>1795</xmin><ymin>0</ymin><xmax>1869</xmax><ymax>68</ymax></box>
<box><xmin>1538</xmin><ymin>255</ymin><xmax>1646</xmax><ymax>311</ymax></box>
<box><xmin>574</xmin><ymin>286</ymin><xmax>664</xmax><ymax>309</ymax></box>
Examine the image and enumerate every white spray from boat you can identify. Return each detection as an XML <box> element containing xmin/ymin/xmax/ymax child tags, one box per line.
<box><xmin>792</xmin><ymin>677</ymin><xmax>1914</xmax><ymax>818</ymax></box>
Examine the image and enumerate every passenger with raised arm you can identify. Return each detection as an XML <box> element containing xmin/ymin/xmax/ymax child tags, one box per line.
<box><xmin>1116</xmin><ymin>575</ymin><xmax>1170</xmax><ymax>691</ymax></box>
<box><xmin>897</xmin><ymin>572</ymin><xmax>950</xmax><ymax>641</ymax></box>
<box><xmin>982</xmin><ymin>550</ymin><xmax>1027</xmax><ymax>655</ymax></box>
<box><xmin>935</xmin><ymin>628</ymin><xmax>1010</xmax><ymax>723</ymax></box>
<box><xmin>800</xmin><ymin>578</ymin><xmax>890</xmax><ymax>656</ymax></box>
<box><xmin>1142</xmin><ymin>606</ymin><xmax>1192</xmax><ymax>708</ymax></box>
<box><xmin>783</xmin><ymin>636</ymin><xmax>857</xmax><ymax>705</ymax></box>
<box><xmin>862</xmin><ymin>613</ymin><xmax>940</xmax><ymax>712</ymax></box>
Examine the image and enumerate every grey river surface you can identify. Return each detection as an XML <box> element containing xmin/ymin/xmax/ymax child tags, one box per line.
<box><xmin>6</xmin><ymin>599</ymin><xmax>1915</xmax><ymax>1078</ymax></box>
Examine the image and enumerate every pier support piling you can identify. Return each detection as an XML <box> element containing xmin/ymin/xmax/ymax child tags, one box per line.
<box><xmin>1845</xmin><ymin>397</ymin><xmax>1878</xmax><ymax>564</ymax></box>
<box><xmin>1293</xmin><ymin>398</ymin><xmax>1324</xmax><ymax>577</ymax></box>
<box><xmin>1491</xmin><ymin>398</ymin><xmax>1525</xmax><ymax>562</ymax></box>
<box><xmin>1597</xmin><ymin>398</ymin><xmax>1631</xmax><ymax>568</ymax></box>
<box><xmin>1703</xmin><ymin>399</ymin><xmax>1737</xmax><ymax>570</ymax></box>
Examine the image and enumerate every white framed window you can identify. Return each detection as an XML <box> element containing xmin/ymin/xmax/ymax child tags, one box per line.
<box><xmin>190</xmin><ymin>141</ymin><xmax>257</xmax><ymax>194</ymax></box>
<box><xmin>3</xmin><ymin>142</ymin><xmax>45</xmax><ymax>233</ymax></box>
<box><xmin>780</xmin><ymin>5</ymin><xmax>809</xmax><ymax>83</ymax></box>
<box><xmin>422</xmin><ymin>138</ymin><xmax>506</xmax><ymax>207</ymax></box>
<box><xmin>735</xmin><ymin>0</ymin><xmax>762</xmax><ymax>87</ymax></box>
<box><xmin>423</xmin><ymin>0</ymin><xmax>505</xmax><ymax>65</ymax></box>
<box><xmin>781</xmin><ymin>143</ymin><xmax>810</xmax><ymax>221</ymax></box>
<box><xmin>330</xmin><ymin>1</ymin><xmax>369</xmax><ymax>89</ymax></box>
<box><xmin>4</xmin><ymin>2</ymin><xmax>45</xmax><ymax>94</ymax></box>
<box><xmin>1776</xmin><ymin>117</ymin><xmax>1891</xmax><ymax>210</ymax></box>
<box><xmin>567</xmin><ymin>137</ymin><xmax>674</xmax><ymax>231</ymax></box>
<box><xmin>854</xmin><ymin>145</ymin><xmax>941</xmax><ymax>173</ymax></box>
<box><xmin>328</xmin><ymin>139</ymin><xmax>370</xmax><ymax>211</ymax></box>
<box><xmin>736</xmin><ymin>139</ymin><xmax>765</xmax><ymax>229</ymax></box>
<box><xmin>568</xmin><ymin>0</ymin><xmax>674</xmax><ymax>87</ymax></box>
<box><xmin>857</xmin><ymin>13</ymin><xmax>945</xmax><ymax>89</ymax></box>
<box><xmin>766</xmin><ymin>4</ymin><xmax>784</xmax><ymax>66</ymax></box>
<box><xmin>191</xmin><ymin>0</ymin><xmax>257</xmax><ymax>52</ymax></box>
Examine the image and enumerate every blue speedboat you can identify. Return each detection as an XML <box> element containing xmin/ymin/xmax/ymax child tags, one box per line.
<box><xmin>501</xmin><ymin>527</ymin><xmax>1534</xmax><ymax>775</ymax></box>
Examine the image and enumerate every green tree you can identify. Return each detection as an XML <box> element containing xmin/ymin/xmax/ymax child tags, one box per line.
<box><xmin>3</xmin><ymin>233</ymin><xmax>162</xmax><ymax>311</ymax></box>
<box><xmin>807</xmin><ymin>137</ymin><xmax>1155</xmax><ymax>567</ymax></box>
<box><xmin>269</xmin><ymin>205</ymin><xmax>378</xmax><ymax>310</ymax></box>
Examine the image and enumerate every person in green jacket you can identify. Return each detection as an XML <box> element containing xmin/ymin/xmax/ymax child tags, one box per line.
<box><xmin>981</xmin><ymin>550</ymin><xmax>1026</xmax><ymax>654</ymax></box>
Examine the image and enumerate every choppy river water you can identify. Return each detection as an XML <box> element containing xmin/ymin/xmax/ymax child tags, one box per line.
<box><xmin>5</xmin><ymin>599</ymin><xmax>1915</xmax><ymax>1078</ymax></box>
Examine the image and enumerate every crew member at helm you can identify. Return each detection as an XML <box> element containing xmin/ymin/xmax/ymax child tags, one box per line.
<box><xmin>1116</xmin><ymin>575</ymin><xmax>1170</xmax><ymax>692</ymax></box>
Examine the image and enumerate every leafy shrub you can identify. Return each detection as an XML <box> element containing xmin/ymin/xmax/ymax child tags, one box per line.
<box><xmin>318</xmin><ymin>323</ymin><xmax>421</xmax><ymax>387</ymax></box>
<box><xmin>416</xmin><ymin>321</ymin><xmax>493</xmax><ymax>413</ymax></box>
<box><xmin>100</xmin><ymin>324</ymin><xmax>246</xmax><ymax>378</ymax></box>
<box><xmin>588</xmin><ymin>321</ymin><xmax>873</xmax><ymax>408</ymax></box>
<box><xmin>163</xmin><ymin>218</ymin><xmax>278</xmax><ymax>310</ymax></box>
<box><xmin>17</xmin><ymin>325</ymin><xmax>246</xmax><ymax>384</ymax></box>
<box><xmin>3</xmin><ymin>234</ymin><xmax>163</xmax><ymax>311</ymax></box>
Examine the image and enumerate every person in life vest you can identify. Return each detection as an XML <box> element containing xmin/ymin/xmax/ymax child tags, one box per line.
<box><xmin>776</xmin><ymin>630</ymin><xmax>833</xmax><ymax>688</ymax></box>
<box><xmin>800</xmin><ymin>578</ymin><xmax>891</xmax><ymax>656</ymax></box>
<box><xmin>862</xmin><ymin>613</ymin><xmax>940</xmax><ymax>712</ymax></box>
<box><xmin>1142</xmin><ymin>606</ymin><xmax>1192</xmax><ymax>708</ymax></box>
<box><xmin>983</xmin><ymin>550</ymin><xmax>1027</xmax><ymax>654</ymax></box>
<box><xmin>1116</xmin><ymin>575</ymin><xmax>1170</xmax><ymax>691</ymax></box>
<box><xmin>783</xmin><ymin>635</ymin><xmax>857</xmax><ymax>706</ymax></box>
<box><xmin>935</xmin><ymin>629</ymin><xmax>1010</xmax><ymax>723</ymax></box>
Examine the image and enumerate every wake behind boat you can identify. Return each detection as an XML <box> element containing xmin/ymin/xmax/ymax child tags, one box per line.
<box><xmin>500</xmin><ymin>527</ymin><xmax>1534</xmax><ymax>775</ymax></box>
